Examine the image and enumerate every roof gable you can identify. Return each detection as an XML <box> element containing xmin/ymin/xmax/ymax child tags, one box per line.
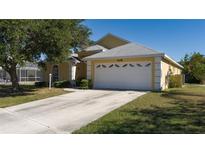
<box><xmin>97</xmin><ymin>33</ymin><xmax>129</xmax><ymax>49</ymax></box>
<box><xmin>84</xmin><ymin>45</ymin><xmax>107</xmax><ymax>52</ymax></box>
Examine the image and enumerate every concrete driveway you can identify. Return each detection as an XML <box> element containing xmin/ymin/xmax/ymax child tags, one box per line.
<box><xmin>0</xmin><ymin>89</ymin><xmax>146</xmax><ymax>134</ymax></box>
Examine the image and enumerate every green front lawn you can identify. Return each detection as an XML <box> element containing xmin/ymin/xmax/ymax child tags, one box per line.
<box><xmin>0</xmin><ymin>85</ymin><xmax>68</xmax><ymax>108</ymax></box>
<box><xmin>74</xmin><ymin>85</ymin><xmax>205</xmax><ymax>134</ymax></box>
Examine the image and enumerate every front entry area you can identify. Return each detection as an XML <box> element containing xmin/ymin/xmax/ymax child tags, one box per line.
<box><xmin>94</xmin><ymin>61</ymin><xmax>152</xmax><ymax>90</ymax></box>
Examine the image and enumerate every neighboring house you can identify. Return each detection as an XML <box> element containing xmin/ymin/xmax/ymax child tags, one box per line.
<box><xmin>0</xmin><ymin>63</ymin><xmax>42</xmax><ymax>83</ymax></box>
<box><xmin>43</xmin><ymin>33</ymin><xmax>183</xmax><ymax>91</ymax></box>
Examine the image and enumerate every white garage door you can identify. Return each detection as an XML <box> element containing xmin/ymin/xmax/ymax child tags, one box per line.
<box><xmin>94</xmin><ymin>61</ymin><xmax>152</xmax><ymax>90</ymax></box>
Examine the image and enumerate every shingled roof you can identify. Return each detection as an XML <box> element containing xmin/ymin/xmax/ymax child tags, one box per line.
<box><xmin>84</xmin><ymin>42</ymin><xmax>164</xmax><ymax>60</ymax></box>
<box><xmin>84</xmin><ymin>44</ymin><xmax>107</xmax><ymax>52</ymax></box>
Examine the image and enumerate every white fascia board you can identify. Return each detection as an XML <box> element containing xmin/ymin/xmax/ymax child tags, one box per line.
<box><xmin>18</xmin><ymin>67</ymin><xmax>40</xmax><ymax>70</ymax></box>
<box><xmin>164</xmin><ymin>54</ymin><xmax>184</xmax><ymax>69</ymax></box>
<box><xmin>83</xmin><ymin>53</ymin><xmax>165</xmax><ymax>61</ymax></box>
<box><xmin>0</xmin><ymin>66</ymin><xmax>40</xmax><ymax>71</ymax></box>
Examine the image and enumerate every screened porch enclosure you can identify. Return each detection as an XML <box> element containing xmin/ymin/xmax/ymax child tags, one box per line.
<box><xmin>0</xmin><ymin>64</ymin><xmax>42</xmax><ymax>83</ymax></box>
<box><xmin>17</xmin><ymin>68</ymin><xmax>42</xmax><ymax>82</ymax></box>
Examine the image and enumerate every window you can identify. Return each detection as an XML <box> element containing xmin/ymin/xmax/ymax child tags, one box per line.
<box><xmin>96</xmin><ymin>65</ymin><xmax>101</xmax><ymax>68</ymax></box>
<box><xmin>137</xmin><ymin>64</ymin><xmax>142</xmax><ymax>67</ymax></box>
<box><xmin>115</xmin><ymin>64</ymin><xmax>120</xmax><ymax>67</ymax></box>
<box><xmin>129</xmin><ymin>64</ymin><xmax>134</xmax><ymax>67</ymax></box>
<box><xmin>52</xmin><ymin>65</ymin><xmax>59</xmax><ymax>82</ymax></box>
<box><xmin>122</xmin><ymin>64</ymin><xmax>127</xmax><ymax>67</ymax></box>
<box><xmin>102</xmin><ymin>64</ymin><xmax>107</xmax><ymax>68</ymax></box>
<box><xmin>27</xmin><ymin>70</ymin><xmax>35</xmax><ymax>81</ymax></box>
<box><xmin>145</xmin><ymin>63</ymin><xmax>151</xmax><ymax>67</ymax></box>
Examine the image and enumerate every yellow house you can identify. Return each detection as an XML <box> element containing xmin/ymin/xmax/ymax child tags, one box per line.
<box><xmin>83</xmin><ymin>33</ymin><xmax>183</xmax><ymax>91</ymax></box>
<box><xmin>43</xmin><ymin>33</ymin><xmax>183</xmax><ymax>90</ymax></box>
<box><xmin>43</xmin><ymin>33</ymin><xmax>130</xmax><ymax>83</ymax></box>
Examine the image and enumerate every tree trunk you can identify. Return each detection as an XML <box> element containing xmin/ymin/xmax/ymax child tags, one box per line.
<box><xmin>8</xmin><ymin>66</ymin><xmax>20</xmax><ymax>92</ymax></box>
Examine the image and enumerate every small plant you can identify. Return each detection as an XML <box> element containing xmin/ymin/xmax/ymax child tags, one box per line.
<box><xmin>80</xmin><ymin>79</ymin><xmax>91</xmax><ymax>89</ymax></box>
<box><xmin>35</xmin><ymin>82</ymin><xmax>47</xmax><ymax>88</ymax></box>
<box><xmin>168</xmin><ymin>74</ymin><xmax>183</xmax><ymax>88</ymax></box>
<box><xmin>53</xmin><ymin>80</ymin><xmax>70</xmax><ymax>88</ymax></box>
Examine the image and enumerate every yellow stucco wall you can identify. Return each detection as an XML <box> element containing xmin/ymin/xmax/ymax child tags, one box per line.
<box><xmin>90</xmin><ymin>57</ymin><xmax>155</xmax><ymax>90</ymax></box>
<box><xmin>161</xmin><ymin>58</ymin><xmax>182</xmax><ymax>90</ymax></box>
<box><xmin>43</xmin><ymin>62</ymin><xmax>70</xmax><ymax>82</ymax></box>
<box><xmin>76</xmin><ymin>50</ymin><xmax>99</xmax><ymax>80</ymax></box>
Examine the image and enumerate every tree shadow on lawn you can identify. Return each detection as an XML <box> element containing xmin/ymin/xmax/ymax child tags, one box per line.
<box><xmin>0</xmin><ymin>85</ymin><xmax>36</xmax><ymax>98</ymax></box>
<box><xmin>90</xmin><ymin>92</ymin><xmax>205</xmax><ymax>134</ymax></box>
<box><xmin>167</xmin><ymin>90</ymin><xmax>205</xmax><ymax>97</ymax></box>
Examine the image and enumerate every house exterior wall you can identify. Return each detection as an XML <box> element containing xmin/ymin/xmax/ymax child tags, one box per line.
<box><xmin>161</xmin><ymin>58</ymin><xmax>182</xmax><ymax>90</ymax></box>
<box><xmin>76</xmin><ymin>51</ymin><xmax>99</xmax><ymax>80</ymax></box>
<box><xmin>86</xmin><ymin>61</ymin><xmax>92</xmax><ymax>80</ymax></box>
<box><xmin>154</xmin><ymin>57</ymin><xmax>162</xmax><ymax>91</ymax></box>
<box><xmin>76</xmin><ymin>62</ymin><xmax>87</xmax><ymax>80</ymax></box>
<box><xmin>43</xmin><ymin>62</ymin><xmax>70</xmax><ymax>82</ymax></box>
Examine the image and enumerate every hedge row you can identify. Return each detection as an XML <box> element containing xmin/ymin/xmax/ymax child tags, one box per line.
<box><xmin>35</xmin><ymin>79</ymin><xmax>92</xmax><ymax>89</ymax></box>
<box><xmin>35</xmin><ymin>80</ymin><xmax>70</xmax><ymax>88</ymax></box>
<box><xmin>53</xmin><ymin>80</ymin><xmax>70</xmax><ymax>88</ymax></box>
<box><xmin>34</xmin><ymin>81</ymin><xmax>47</xmax><ymax>87</ymax></box>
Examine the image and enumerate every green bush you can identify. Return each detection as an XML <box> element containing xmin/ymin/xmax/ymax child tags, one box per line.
<box><xmin>35</xmin><ymin>82</ymin><xmax>47</xmax><ymax>88</ymax></box>
<box><xmin>80</xmin><ymin>79</ymin><xmax>91</xmax><ymax>89</ymax></box>
<box><xmin>80</xmin><ymin>79</ymin><xmax>92</xmax><ymax>89</ymax></box>
<box><xmin>168</xmin><ymin>75</ymin><xmax>183</xmax><ymax>88</ymax></box>
<box><xmin>53</xmin><ymin>80</ymin><xmax>70</xmax><ymax>88</ymax></box>
<box><xmin>76</xmin><ymin>79</ymin><xmax>82</xmax><ymax>87</ymax></box>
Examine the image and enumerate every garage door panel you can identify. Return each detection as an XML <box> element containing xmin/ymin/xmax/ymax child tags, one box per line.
<box><xmin>94</xmin><ymin>62</ymin><xmax>152</xmax><ymax>90</ymax></box>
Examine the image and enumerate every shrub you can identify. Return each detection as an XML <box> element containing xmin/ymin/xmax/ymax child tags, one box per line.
<box><xmin>76</xmin><ymin>79</ymin><xmax>82</xmax><ymax>87</ymax></box>
<box><xmin>168</xmin><ymin>74</ymin><xmax>183</xmax><ymax>88</ymax></box>
<box><xmin>53</xmin><ymin>80</ymin><xmax>70</xmax><ymax>88</ymax></box>
<box><xmin>35</xmin><ymin>81</ymin><xmax>47</xmax><ymax>88</ymax></box>
<box><xmin>80</xmin><ymin>79</ymin><xmax>89</xmax><ymax>89</ymax></box>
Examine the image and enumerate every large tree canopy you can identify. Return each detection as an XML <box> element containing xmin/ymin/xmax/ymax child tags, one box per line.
<box><xmin>0</xmin><ymin>19</ymin><xmax>91</xmax><ymax>91</ymax></box>
<box><xmin>180</xmin><ymin>52</ymin><xmax>205</xmax><ymax>83</ymax></box>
